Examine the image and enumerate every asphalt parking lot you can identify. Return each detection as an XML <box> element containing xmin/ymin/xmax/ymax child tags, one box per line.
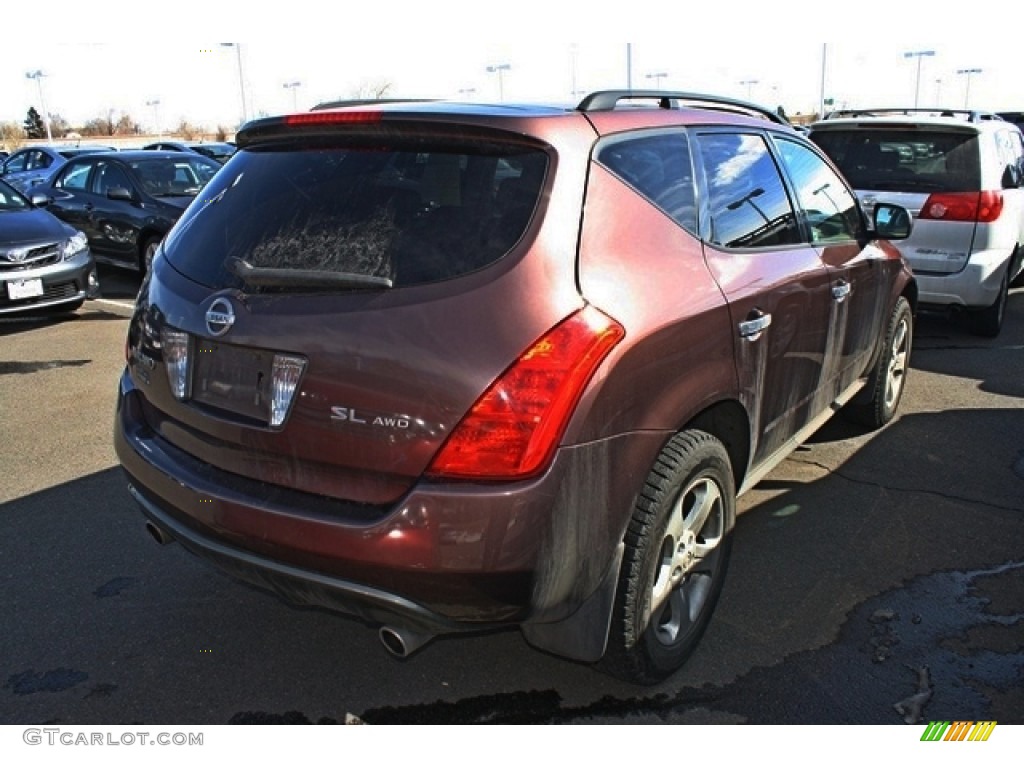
<box><xmin>0</xmin><ymin>267</ymin><xmax>1021</xmax><ymax>725</ymax></box>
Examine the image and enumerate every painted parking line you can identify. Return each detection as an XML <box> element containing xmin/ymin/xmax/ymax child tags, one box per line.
<box><xmin>92</xmin><ymin>298</ymin><xmax>137</xmax><ymax>310</ymax></box>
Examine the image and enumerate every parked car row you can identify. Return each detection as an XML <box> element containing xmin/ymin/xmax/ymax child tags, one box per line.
<box><xmin>1</xmin><ymin>147</ymin><xmax>223</xmax><ymax>316</ymax></box>
<box><xmin>0</xmin><ymin>140</ymin><xmax>235</xmax><ymax>195</ymax></box>
<box><xmin>0</xmin><ymin>144</ymin><xmax>117</xmax><ymax>194</ymax></box>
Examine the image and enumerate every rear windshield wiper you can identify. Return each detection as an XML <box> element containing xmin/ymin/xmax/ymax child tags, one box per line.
<box><xmin>231</xmin><ymin>259</ymin><xmax>393</xmax><ymax>290</ymax></box>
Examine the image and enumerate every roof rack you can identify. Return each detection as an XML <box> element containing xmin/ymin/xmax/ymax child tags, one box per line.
<box><xmin>822</xmin><ymin>108</ymin><xmax>1004</xmax><ymax>123</ymax></box>
<box><xmin>576</xmin><ymin>90</ymin><xmax>790</xmax><ymax>126</ymax></box>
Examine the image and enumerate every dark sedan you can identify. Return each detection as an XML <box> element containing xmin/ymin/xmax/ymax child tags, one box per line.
<box><xmin>0</xmin><ymin>178</ymin><xmax>98</xmax><ymax>316</ymax></box>
<box><xmin>32</xmin><ymin>151</ymin><xmax>221</xmax><ymax>273</ymax></box>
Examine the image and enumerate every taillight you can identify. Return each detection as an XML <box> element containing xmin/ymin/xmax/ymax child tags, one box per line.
<box><xmin>427</xmin><ymin>306</ymin><xmax>625</xmax><ymax>481</ymax></box>
<box><xmin>284</xmin><ymin>111</ymin><xmax>382</xmax><ymax>126</ymax></box>
<box><xmin>161</xmin><ymin>329</ymin><xmax>191</xmax><ymax>400</ymax></box>
<box><xmin>918</xmin><ymin>191</ymin><xmax>1003</xmax><ymax>223</ymax></box>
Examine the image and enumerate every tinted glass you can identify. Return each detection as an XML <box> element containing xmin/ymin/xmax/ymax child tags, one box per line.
<box><xmin>94</xmin><ymin>161</ymin><xmax>133</xmax><ymax>195</ymax></box>
<box><xmin>28</xmin><ymin>151</ymin><xmax>53</xmax><ymax>170</ymax></box>
<box><xmin>597</xmin><ymin>131</ymin><xmax>696</xmax><ymax>232</ymax></box>
<box><xmin>696</xmin><ymin>132</ymin><xmax>800</xmax><ymax>248</ymax></box>
<box><xmin>776</xmin><ymin>138</ymin><xmax>863</xmax><ymax>244</ymax></box>
<box><xmin>810</xmin><ymin>129</ymin><xmax>981</xmax><ymax>191</ymax></box>
<box><xmin>163</xmin><ymin>142</ymin><xmax>548</xmax><ymax>290</ymax></box>
<box><xmin>130</xmin><ymin>157</ymin><xmax>219</xmax><ymax>195</ymax></box>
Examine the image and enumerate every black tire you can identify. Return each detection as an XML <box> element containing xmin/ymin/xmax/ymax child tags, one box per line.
<box><xmin>601</xmin><ymin>429</ymin><xmax>736</xmax><ymax>685</ymax></box>
<box><xmin>968</xmin><ymin>270</ymin><xmax>1008</xmax><ymax>338</ymax></box>
<box><xmin>847</xmin><ymin>296</ymin><xmax>912</xmax><ymax>429</ymax></box>
<box><xmin>140</xmin><ymin>236</ymin><xmax>161</xmax><ymax>274</ymax></box>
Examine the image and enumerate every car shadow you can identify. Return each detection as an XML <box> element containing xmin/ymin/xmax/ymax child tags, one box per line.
<box><xmin>3</xmin><ymin>395</ymin><xmax>1021</xmax><ymax>725</ymax></box>
<box><xmin>909</xmin><ymin>286</ymin><xmax>1024</xmax><ymax>399</ymax></box>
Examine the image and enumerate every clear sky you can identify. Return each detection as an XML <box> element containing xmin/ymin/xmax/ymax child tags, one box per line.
<box><xmin>4</xmin><ymin>2</ymin><xmax>1022</xmax><ymax>135</ymax></box>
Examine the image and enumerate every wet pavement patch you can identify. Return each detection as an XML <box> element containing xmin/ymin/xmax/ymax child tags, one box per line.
<box><xmin>5</xmin><ymin>669</ymin><xmax>89</xmax><ymax>695</ymax></box>
<box><xmin>94</xmin><ymin>577</ymin><xmax>137</xmax><ymax>598</ymax></box>
<box><xmin>229</xmin><ymin>711</ymin><xmax>339</xmax><ymax>725</ymax></box>
<box><xmin>0</xmin><ymin>360</ymin><xmax>91</xmax><ymax>375</ymax></box>
<box><xmin>354</xmin><ymin>561</ymin><xmax>1024</xmax><ymax>724</ymax></box>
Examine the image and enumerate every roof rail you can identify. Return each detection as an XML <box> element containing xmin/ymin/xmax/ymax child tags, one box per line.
<box><xmin>576</xmin><ymin>90</ymin><xmax>789</xmax><ymax>125</ymax></box>
<box><xmin>823</xmin><ymin>107</ymin><xmax>1004</xmax><ymax>124</ymax></box>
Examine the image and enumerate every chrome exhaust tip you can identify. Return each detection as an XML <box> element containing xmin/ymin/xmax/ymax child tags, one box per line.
<box><xmin>145</xmin><ymin>521</ymin><xmax>173</xmax><ymax>545</ymax></box>
<box><xmin>379</xmin><ymin>625</ymin><xmax>433</xmax><ymax>658</ymax></box>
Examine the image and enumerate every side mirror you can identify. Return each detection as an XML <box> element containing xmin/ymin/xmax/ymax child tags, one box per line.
<box><xmin>873</xmin><ymin>202</ymin><xmax>912</xmax><ymax>240</ymax></box>
<box><xmin>30</xmin><ymin>193</ymin><xmax>50</xmax><ymax>207</ymax></box>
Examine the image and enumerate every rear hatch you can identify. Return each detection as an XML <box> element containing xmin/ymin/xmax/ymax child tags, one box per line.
<box><xmin>811</xmin><ymin>124</ymin><xmax>983</xmax><ymax>274</ymax></box>
<box><xmin>126</xmin><ymin>110</ymin><xmax>588</xmax><ymax>506</ymax></box>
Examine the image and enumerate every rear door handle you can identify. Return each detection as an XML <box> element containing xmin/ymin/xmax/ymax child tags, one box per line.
<box><xmin>832</xmin><ymin>280</ymin><xmax>851</xmax><ymax>302</ymax></box>
<box><xmin>738</xmin><ymin>310</ymin><xmax>772</xmax><ymax>340</ymax></box>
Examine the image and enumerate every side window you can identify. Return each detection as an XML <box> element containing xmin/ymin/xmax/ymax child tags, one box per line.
<box><xmin>776</xmin><ymin>137</ymin><xmax>863</xmax><ymax>244</ymax></box>
<box><xmin>27</xmin><ymin>151</ymin><xmax>53</xmax><ymax>171</ymax></box>
<box><xmin>4</xmin><ymin>153</ymin><xmax>28</xmax><ymax>173</ymax></box>
<box><xmin>93</xmin><ymin>161</ymin><xmax>133</xmax><ymax>195</ymax></box>
<box><xmin>596</xmin><ymin>131</ymin><xmax>697</xmax><ymax>232</ymax></box>
<box><xmin>55</xmin><ymin>161</ymin><xmax>92</xmax><ymax>192</ymax></box>
<box><xmin>995</xmin><ymin>129</ymin><xmax>1024</xmax><ymax>185</ymax></box>
<box><xmin>696</xmin><ymin>132</ymin><xmax>801</xmax><ymax>248</ymax></box>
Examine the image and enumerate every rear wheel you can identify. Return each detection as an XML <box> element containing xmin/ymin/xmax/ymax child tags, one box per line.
<box><xmin>847</xmin><ymin>296</ymin><xmax>912</xmax><ymax>429</ymax></box>
<box><xmin>601</xmin><ymin>430</ymin><xmax>735</xmax><ymax>685</ymax></box>
<box><xmin>968</xmin><ymin>270</ymin><xmax>1008</xmax><ymax>337</ymax></box>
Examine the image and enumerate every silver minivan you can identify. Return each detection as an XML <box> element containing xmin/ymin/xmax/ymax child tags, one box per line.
<box><xmin>809</xmin><ymin>109</ymin><xmax>1024</xmax><ymax>336</ymax></box>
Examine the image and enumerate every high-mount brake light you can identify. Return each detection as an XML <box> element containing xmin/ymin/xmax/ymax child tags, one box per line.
<box><xmin>427</xmin><ymin>306</ymin><xmax>625</xmax><ymax>481</ymax></box>
<box><xmin>919</xmin><ymin>191</ymin><xmax>1003</xmax><ymax>223</ymax></box>
<box><xmin>284</xmin><ymin>111</ymin><xmax>382</xmax><ymax>126</ymax></box>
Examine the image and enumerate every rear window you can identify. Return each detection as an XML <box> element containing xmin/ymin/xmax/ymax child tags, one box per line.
<box><xmin>810</xmin><ymin>129</ymin><xmax>980</xmax><ymax>192</ymax></box>
<box><xmin>162</xmin><ymin>141</ymin><xmax>548</xmax><ymax>291</ymax></box>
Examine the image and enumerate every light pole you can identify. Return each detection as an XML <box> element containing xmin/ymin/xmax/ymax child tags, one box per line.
<box><xmin>903</xmin><ymin>50</ymin><xmax>935</xmax><ymax>108</ymax></box>
<box><xmin>935</xmin><ymin>78</ymin><xmax>943</xmax><ymax>106</ymax></box>
<box><xmin>957</xmin><ymin>68</ymin><xmax>982</xmax><ymax>109</ymax></box>
<box><xmin>25</xmin><ymin>70</ymin><xmax>52</xmax><ymax>142</ymax></box>
<box><xmin>645</xmin><ymin>71</ymin><xmax>668</xmax><ymax>90</ymax></box>
<box><xmin>570</xmin><ymin>43</ymin><xmax>578</xmax><ymax>99</ymax></box>
<box><xmin>283</xmin><ymin>81</ymin><xmax>302</xmax><ymax>112</ymax></box>
<box><xmin>220</xmin><ymin>43</ymin><xmax>248</xmax><ymax>125</ymax></box>
<box><xmin>146</xmin><ymin>99</ymin><xmax>161</xmax><ymax>136</ymax></box>
<box><xmin>739</xmin><ymin>79</ymin><xmax>759</xmax><ymax>100</ymax></box>
<box><xmin>486</xmin><ymin>63</ymin><xmax>511</xmax><ymax>101</ymax></box>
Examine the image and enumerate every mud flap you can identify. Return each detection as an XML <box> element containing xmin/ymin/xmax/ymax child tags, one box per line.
<box><xmin>520</xmin><ymin>542</ymin><xmax>624</xmax><ymax>663</ymax></box>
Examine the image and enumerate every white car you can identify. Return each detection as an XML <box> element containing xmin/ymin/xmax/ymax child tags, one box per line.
<box><xmin>809</xmin><ymin>109</ymin><xmax>1024</xmax><ymax>336</ymax></box>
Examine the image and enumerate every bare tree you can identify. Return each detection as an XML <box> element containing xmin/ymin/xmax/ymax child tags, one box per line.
<box><xmin>1</xmin><ymin>121</ymin><xmax>26</xmax><ymax>151</ymax></box>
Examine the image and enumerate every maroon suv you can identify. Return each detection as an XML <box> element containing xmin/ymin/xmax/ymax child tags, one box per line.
<box><xmin>114</xmin><ymin>91</ymin><xmax>916</xmax><ymax>684</ymax></box>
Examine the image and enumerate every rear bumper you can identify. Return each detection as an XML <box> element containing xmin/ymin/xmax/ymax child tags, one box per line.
<box><xmin>114</xmin><ymin>368</ymin><xmax>665</xmax><ymax>652</ymax></box>
<box><xmin>129</xmin><ymin>482</ymin><xmax>471</xmax><ymax>637</ymax></box>
<box><xmin>914</xmin><ymin>248</ymin><xmax>1012</xmax><ymax>310</ymax></box>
